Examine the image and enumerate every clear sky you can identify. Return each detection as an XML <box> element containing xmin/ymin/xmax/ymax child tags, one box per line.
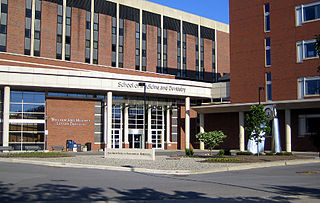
<box><xmin>147</xmin><ymin>0</ymin><xmax>229</xmax><ymax>24</ymax></box>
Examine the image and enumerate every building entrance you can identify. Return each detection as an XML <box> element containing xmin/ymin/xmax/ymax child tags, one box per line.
<box><xmin>128</xmin><ymin>129</ymin><xmax>143</xmax><ymax>149</ymax></box>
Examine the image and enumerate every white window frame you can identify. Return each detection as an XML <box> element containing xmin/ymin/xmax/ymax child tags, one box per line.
<box><xmin>298</xmin><ymin>76</ymin><xmax>320</xmax><ymax>98</ymax></box>
<box><xmin>296</xmin><ymin>1</ymin><xmax>320</xmax><ymax>26</ymax></box>
<box><xmin>298</xmin><ymin>114</ymin><xmax>320</xmax><ymax>137</ymax></box>
<box><xmin>265</xmin><ymin>38</ymin><xmax>271</xmax><ymax>67</ymax></box>
<box><xmin>296</xmin><ymin>39</ymin><xmax>318</xmax><ymax>62</ymax></box>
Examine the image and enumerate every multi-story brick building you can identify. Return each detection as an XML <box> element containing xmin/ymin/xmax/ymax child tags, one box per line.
<box><xmin>194</xmin><ymin>0</ymin><xmax>320</xmax><ymax>152</ymax></box>
<box><xmin>0</xmin><ymin>0</ymin><xmax>229</xmax><ymax>151</ymax></box>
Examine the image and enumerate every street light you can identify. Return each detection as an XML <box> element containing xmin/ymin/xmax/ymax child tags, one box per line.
<box><xmin>138</xmin><ymin>82</ymin><xmax>146</xmax><ymax>149</ymax></box>
<box><xmin>258</xmin><ymin>87</ymin><xmax>264</xmax><ymax>105</ymax></box>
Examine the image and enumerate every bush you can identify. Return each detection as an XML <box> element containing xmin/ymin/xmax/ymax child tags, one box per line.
<box><xmin>217</xmin><ymin>149</ymin><xmax>225</xmax><ymax>156</ymax></box>
<box><xmin>195</xmin><ymin>130</ymin><xmax>227</xmax><ymax>155</ymax></box>
<box><xmin>265</xmin><ymin>152</ymin><xmax>275</xmax><ymax>156</ymax></box>
<box><xmin>275</xmin><ymin>152</ymin><xmax>293</xmax><ymax>156</ymax></box>
<box><xmin>185</xmin><ymin>148</ymin><xmax>194</xmax><ymax>156</ymax></box>
<box><xmin>218</xmin><ymin>149</ymin><xmax>231</xmax><ymax>156</ymax></box>
<box><xmin>236</xmin><ymin>151</ymin><xmax>253</xmax><ymax>156</ymax></box>
<box><xmin>206</xmin><ymin>158</ymin><xmax>241</xmax><ymax>163</ymax></box>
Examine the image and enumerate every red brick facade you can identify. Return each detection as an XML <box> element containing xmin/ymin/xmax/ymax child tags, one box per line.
<box><xmin>167</xmin><ymin>30</ymin><xmax>178</xmax><ymax>71</ymax></box>
<box><xmin>146</xmin><ymin>25</ymin><xmax>158</xmax><ymax>73</ymax></box>
<box><xmin>98</xmin><ymin>14</ymin><xmax>112</xmax><ymax>66</ymax></box>
<box><xmin>70</xmin><ymin>8</ymin><xmax>86</xmax><ymax>63</ymax></box>
<box><xmin>186</xmin><ymin>35</ymin><xmax>196</xmax><ymax>78</ymax></box>
<box><xmin>46</xmin><ymin>99</ymin><xmax>97</xmax><ymax>151</ymax></box>
<box><xmin>123</xmin><ymin>19</ymin><xmax>136</xmax><ymax>70</ymax></box>
<box><xmin>216</xmin><ymin>31</ymin><xmax>230</xmax><ymax>77</ymax></box>
<box><xmin>41</xmin><ymin>1</ymin><xmax>57</xmax><ymax>59</ymax></box>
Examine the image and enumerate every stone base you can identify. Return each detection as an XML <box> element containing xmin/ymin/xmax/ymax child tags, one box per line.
<box><xmin>146</xmin><ymin>143</ymin><xmax>153</xmax><ymax>149</ymax></box>
<box><xmin>123</xmin><ymin>143</ymin><xmax>130</xmax><ymax>148</ymax></box>
<box><xmin>165</xmin><ymin>142</ymin><xmax>178</xmax><ymax>150</ymax></box>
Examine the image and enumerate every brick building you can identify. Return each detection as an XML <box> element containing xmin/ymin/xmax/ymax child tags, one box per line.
<box><xmin>194</xmin><ymin>0</ymin><xmax>320</xmax><ymax>152</ymax></box>
<box><xmin>0</xmin><ymin>0</ymin><xmax>230</xmax><ymax>151</ymax></box>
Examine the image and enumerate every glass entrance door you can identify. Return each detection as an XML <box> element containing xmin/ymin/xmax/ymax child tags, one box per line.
<box><xmin>151</xmin><ymin>107</ymin><xmax>164</xmax><ymax>149</ymax></box>
<box><xmin>129</xmin><ymin>133</ymin><xmax>142</xmax><ymax>149</ymax></box>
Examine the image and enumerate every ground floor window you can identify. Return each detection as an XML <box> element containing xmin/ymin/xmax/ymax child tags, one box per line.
<box><xmin>299</xmin><ymin>114</ymin><xmax>320</xmax><ymax>137</ymax></box>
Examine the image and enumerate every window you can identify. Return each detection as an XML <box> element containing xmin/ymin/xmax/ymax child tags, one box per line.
<box><xmin>297</xmin><ymin>39</ymin><xmax>318</xmax><ymax>62</ymax></box>
<box><xmin>135</xmin><ymin>22</ymin><xmax>140</xmax><ymax>70</ymax></box>
<box><xmin>65</xmin><ymin>6</ymin><xmax>72</xmax><ymax>61</ymax></box>
<box><xmin>264</xmin><ymin>3</ymin><xmax>270</xmax><ymax>32</ymax></box>
<box><xmin>93</xmin><ymin>13</ymin><xmax>98</xmax><ymax>64</ymax></box>
<box><xmin>266</xmin><ymin>72</ymin><xmax>272</xmax><ymax>101</ymax></box>
<box><xmin>156</xmin><ymin>27</ymin><xmax>162</xmax><ymax>73</ymax></box>
<box><xmin>177</xmin><ymin>32</ymin><xmax>181</xmax><ymax>77</ymax></box>
<box><xmin>212</xmin><ymin>39</ymin><xmax>216</xmax><ymax>82</ymax></box>
<box><xmin>142</xmin><ymin>23</ymin><xmax>146</xmax><ymax>71</ymax></box>
<box><xmin>56</xmin><ymin>4</ymin><xmax>63</xmax><ymax>59</ymax></box>
<box><xmin>163</xmin><ymin>29</ymin><xmax>168</xmax><ymax>73</ymax></box>
<box><xmin>118</xmin><ymin>18</ymin><xmax>124</xmax><ymax>68</ymax></box>
<box><xmin>296</xmin><ymin>1</ymin><xmax>320</xmax><ymax>26</ymax></box>
<box><xmin>24</xmin><ymin>0</ymin><xmax>32</xmax><ymax>55</ymax></box>
<box><xmin>265</xmin><ymin>38</ymin><xmax>271</xmax><ymax>66</ymax></box>
<box><xmin>195</xmin><ymin>37</ymin><xmax>199</xmax><ymax>79</ymax></box>
<box><xmin>299</xmin><ymin>114</ymin><xmax>320</xmax><ymax>136</ymax></box>
<box><xmin>112</xmin><ymin>17</ymin><xmax>117</xmax><ymax>67</ymax></box>
<box><xmin>298</xmin><ymin>76</ymin><xmax>320</xmax><ymax>98</ymax></box>
<box><xmin>0</xmin><ymin>0</ymin><xmax>8</xmax><ymax>52</ymax></box>
<box><xmin>34</xmin><ymin>0</ymin><xmax>41</xmax><ymax>56</ymax></box>
<box><xmin>85</xmin><ymin>11</ymin><xmax>91</xmax><ymax>63</ymax></box>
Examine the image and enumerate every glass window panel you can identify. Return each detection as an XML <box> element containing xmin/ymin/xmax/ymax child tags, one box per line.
<box><xmin>305</xmin><ymin>42</ymin><xmax>316</xmax><ymax>58</ymax></box>
<box><xmin>35</xmin><ymin>19</ymin><xmax>41</xmax><ymax>31</ymax></box>
<box><xmin>23</xmin><ymin>113</ymin><xmax>45</xmax><ymax>120</ymax></box>
<box><xmin>10</xmin><ymin>104</ymin><xmax>22</xmax><ymax>112</ymax></box>
<box><xmin>1</xmin><ymin>13</ymin><xmax>7</xmax><ymax>25</ymax></box>
<box><xmin>306</xmin><ymin>79</ymin><xmax>320</xmax><ymax>95</ymax></box>
<box><xmin>0</xmin><ymin>33</ymin><xmax>6</xmax><ymax>46</ymax></box>
<box><xmin>10</xmin><ymin>92</ymin><xmax>23</xmax><ymax>102</ymax></box>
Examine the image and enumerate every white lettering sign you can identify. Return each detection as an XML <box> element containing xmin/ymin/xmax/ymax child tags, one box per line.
<box><xmin>50</xmin><ymin>118</ymin><xmax>91</xmax><ymax>127</ymax></box>
<box><xmin>117</xmin><ymin>82</ymin><xmax>186</xmax><ymax>93</ymax></box>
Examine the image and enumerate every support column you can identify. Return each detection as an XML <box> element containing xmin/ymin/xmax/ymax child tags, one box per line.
<box><xmin>185</xmin><ymin>97</ymin><xmax>190</xmax><ymax>149</ymax></box>
<box><xmin>123</xmin><ymin>105</ymin><xmax>129</xmax><ymax>148</ymax></box>
<box><xmin>199</xmin><ymin>113</ymin><xmax>205</xmax><ymax>150</ymax></box>
<box><xmin>239</xmin><ymin>111</ymin><xmax>245</xmax><ymax>152</ymax></box>
<box><xmin>106</xmin><ymin>92</ymin><xmax>112</xmax><ymax>149</ymax></box>
<box><xmin>166</xmin><ymin>106</ymin><xmax>170</xmax><ymax>146</ymax></box>
<box><xmin>2</xmin><ymin>86</ymin><xmax>10</xmax><ymax>147</ymax></box>
<box><xmin>285</xmin><ymin>109</ymin><xmax>292</xmax><ymax>153</ymax></box>
<box><xmin>147</xmin><ymin>105</ymin><xmax>152</xmax><ymax>149</ymax></box>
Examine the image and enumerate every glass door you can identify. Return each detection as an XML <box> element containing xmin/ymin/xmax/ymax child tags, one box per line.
<box><xmin>111</xmin><ymin>104</ymin><xmax>122</xmax><ymax>148</ymax></box>
<box><xmin>151</xmin><ymin>106</ymin><xmax>164</xmax><ymax>149</ymax></box>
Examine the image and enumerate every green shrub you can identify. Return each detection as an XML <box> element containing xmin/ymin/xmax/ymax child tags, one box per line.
<box><xmin>217</xmin><ymin>149</ymin><xmax>225</xmax><ymax>156</ymax></box>
<box><xmin>195</xmin><ymin>130</ymin><xmax>227</xmax><ymax>155</ymax></box>
<box><xmin>275</xmin><ymin>152</ymin><xmax>293</xmax><ymax>156</ymax></box>
<box><xmin>185</xmin><ymin>148</ymin><xmax>194</xmax><ymax>156</ymax></box>
<box><xmin>2</xmin><ymin>152</ymin><xmax>71</xmax><ymax>158</ymax></box>
<box><xmin>236</xmin><ymin>151</ymin><xmax>253</xmax><ymax>155</ymax></box>
<box><xmin>206</xmin><ymin>158</ymin><xmax>241</xmax><ymax>162</ymax></box>
<box><xmin>265</xmin><ymin>152</ymin><xmax>275</xmax><ymax>156</ymax></box>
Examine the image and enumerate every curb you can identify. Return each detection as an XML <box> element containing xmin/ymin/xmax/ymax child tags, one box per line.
<box><xmin>0</xmin><ymin>158</ymin><xmax>319</xmax><ymax>175</ymax></box>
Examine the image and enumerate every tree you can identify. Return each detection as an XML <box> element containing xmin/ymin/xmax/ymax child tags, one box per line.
<box><xmin>195</xmin><ymin>130</ymin><xmax>227</xmax><ymax>155</ymax></box>
<box><xmin>245</xmin><ymin>105</ymin><xmax>271</xmax><ymax>156</ymax></box>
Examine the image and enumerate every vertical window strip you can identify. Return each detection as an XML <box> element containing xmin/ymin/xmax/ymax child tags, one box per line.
<box><xmin>142</xmin><ymin>23</ymin><xmax>146</xmax><ymax>71</ymax></box>
<box><xmin>85</xmin><ymin>11</ymin><xmax>91</xmax><ymax>63</ymax></box>
<box><xmin>264</xmin><ymin>3</ymin><xmax>270</xmax><ymax>32</ymax></box>
<box><xmin>24</xmin><ymin>0</ymin><xmax>32</xmax><ymax>55</ymax></box>
<box><xmin>212</xmin><ymin>39</ymin><xmax>216</xmax><ymax>82</ymax></box>
<box><xmin>111</xmin><ymin>16</ymin><xmax>117</xmax><ymax>67</ymax></box>
<box><xmin>135</xmin><ymin>22</ymin><xmax>140</xmax><ymax>70</ymax></box>
<box><xmin>93</xmin><ymin>12</ymin><xmax>98</xmax><ymax>64</ymax></box>
<box><xmin>265</xmin><ymin>38</ymin><xmax>271</xmax><ymax>66</ymax></box>
<box><xmin>156</xmin><ymin>27</ymin><xmax>162</xmax><ymax>73</ymax></box>
<box><xmin>266</xmin><ymin>72</ymin><xmax>272</xmax><ymax>101</ymax></box>
<box><xmin>195</xmin><ymin>37</ymin><xmax>199</xmax><ymax>79</ymax></box>
<box><xmin>182</xmin><ymin>33</ymin><xmax>186</xmax><ymax>77</ymax></box>
<box><xmin>65</xmin><ymin>6</ymin><xmax>71</xmax><ymax>61</ymax></box>
<box><xmin>200</xmin><ymin>38</ymin><xmax>204</xmax><ymax>80</ymax></box>
<box><xmin>118</xmin><ymin>18</ymin><xmax>123</xmax><ymax>68</ymax></box>
<box><xmin>0</xmin><ymin>0</ymin><xmax>8</xmax><ymax>52</ymax></box>
<box><xmin>177</xmin><ymin>31</ymin><xmax>181</xmax><ymax>77</ymax></box>
<box><xmin>163</xmin><ymin>28</ymin><xmax>167</xmax><ymax>73</ymax></box>
<box><xmin>34</xmin><ymin>0</ymin><xmax>41</xmax><ymax>56</ymax></box>
<box><xmin>56</xmin><ymin>4</ymin><xmax>63</xmax><ymax>59</ymax></box>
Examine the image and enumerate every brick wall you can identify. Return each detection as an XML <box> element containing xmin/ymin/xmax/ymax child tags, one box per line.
<box><xmin>123</xmin><ymin>19</ymin><xmax>135</xmax><ymax>70</ymax></box>
<box><xmin>216</xmin><ymin>30</ymin><xmax>230</xmax><ymax>76</ymax></box>
<box><xmin>98</xmin><ymin>14</ymin><xmax>112</xmax><ymax>66</ymax></box>
<box><xmin>186</xmin><ymin>34</ymin><xmax>196</xmax><ymax>78</ymax></box>
<box><xmin>46</xmin><ymin>99</ymin><xmax>97</xmax><ymax>151</ymax></box>
<box><xmin>146</xmin><ymin>25</ymin><xmax>157</xmax><ymax>73</ymax></box>
<box><xmin>7</xmin><ymin>0</ymin><xmax>25</xmax><ymax>54</ymax></box>
<box><xmin>203</xmin><ymin>38</ymin><xmax>213</xmax><ymax>81</ymax></box>
<box><xmin>167</xmin><ymin>30</ymin><xmax>177</xmax><ymax>72</ymax></box>
<box><xmin>70</xmin><ymin>8</ymin><xmax>86</xmax><ymax>63</ymax></box>
<box><xmin>40</xmin><ymin>1</ymin><xmax>57</xmax><ymax>59</ymax></box>
<box><xmin>179</xmin><ymin>106</ymin><xmax>198</xmax><ymax>149</ymax></box>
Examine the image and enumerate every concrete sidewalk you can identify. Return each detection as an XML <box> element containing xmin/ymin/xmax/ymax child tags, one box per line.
<box><xmin>0</xmin><ymin>150</ymin><xmax>319</xmax><ymax>175</ymax></box>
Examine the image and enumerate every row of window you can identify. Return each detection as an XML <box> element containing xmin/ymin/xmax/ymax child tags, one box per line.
<box><xmin>296</xmin><ymin>1</ymin><xmax>320</xmax><ymax>26</ymax></box>
<box><xmin>0</xmin><ymin>0</ymin><xmax>8</xmax><ymax>52</ymax></box>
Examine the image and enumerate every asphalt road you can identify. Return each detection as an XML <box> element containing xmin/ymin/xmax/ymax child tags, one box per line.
<box><xmin>0</xmin><ymin>161</ymin><xmax>319</xmax><ymax>202</ymax></box>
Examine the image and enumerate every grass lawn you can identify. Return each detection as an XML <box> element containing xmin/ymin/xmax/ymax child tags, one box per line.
<box><xmin>0</xmin><ymin>152</ymin><xmax>71</xmax><ymax>158</ymax></box>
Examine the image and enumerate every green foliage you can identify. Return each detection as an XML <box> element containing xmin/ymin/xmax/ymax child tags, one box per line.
<box><xmin>217</xmin><ymin>149</ymin><xmax>225</xmax><ymax>156</ymax></box>
<box><xmin>185</xmin><ymin>148</ymin><xmax>194</xmax><ymax>156</ymax></box>
<box><xmin>315</xmin><ymin>34</ymin><xmax>320</xmax><ymax>56</ymax></box>
<box><xmin>2</xmin><ymin>152</ymin><xmax>71</xmax><ymax>158</ymax></box>
<box><xmin>206</xmin><ymin>158</ymin><xmax>241</xmax><ymax>163</ymax></box>
<box><xmin>275</xmin><ymin>152</ymin><xmax>293</xmax><ymax>156</ymax></box>
<box><xmin>245</xmin><ymin>105</ymin><xmax>271</xmax><ymax>143</ymax></box>
<box><xmin>265</xmin><ymin>152</ymin><xmax>275</xmax><ymax>156</ymax></box>
<box><xmin>195</xmin><ymin>130</ymin><xmax>227</xmax><ymax>154</ymax></box>
<box><xmin>236</xmin><ymin>151</ymin><xmax>253</xmax><ymax>156</ymax></box>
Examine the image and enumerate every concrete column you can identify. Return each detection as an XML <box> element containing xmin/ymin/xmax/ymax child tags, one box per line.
<box><xmin>103</xmin><ymin>99</ymin><xmax>107</xmax><ymax>157</ymax></box>
<box><xmin>147</xmin><ymin>105</ymin><xmax>152</xmax><ymax>148</ymax></box>
<box><xmin>124</xmin><ymin>105</ymin><xmax>129</xmax><ymax>148</ymax></box>
<box><xmin>239</xmin><ymin>111</ymin><xmax>245</xmax><ymax>152</ymax></box>
<box><xmin>185</xmin><ymin>97</ymin><xmax>190</xmax><ymax>149</ymax></box>
<box><xmin>199</xmin><ymin>113</ymin><xmax>205</xmax><ymax>150</ymax></box>
<box><xmin>285</xmin><ymin>109</ymin><xmax>292</xmax><ymax>153</ymax></box>
<box><xmin>162</xmin><ymin>107</ymin><xmax>165</xmax><ymax>150</ymax></box>
<box><xmin>90</xmin><ymin>0</ymin><xmax>94</xmax><ymax>64</ymax></box>
<box><xmin>2</xmin><ymin>86</ymin><xmax>10</xmax><ymax>147</ymax></box>
<box><xmin>106</xmin><ymin>92</ymin><xmax>112</xmax><ymax>149</ymax></box>
<box><xmin>61</xmin><ymin>0</ymin><xmax>66</xmax><ymax>60</ymax></box>
<box><xmin>30</xmin><ymin>0</ymin><xmax>36</xmax><ymax>56</ymax></box>
<box><xmin>166</xmin><ymin>106</ymin><xmax>170</xmax><ymax>143</ymax></box>
<box><xmin>116</xmin><ymin>3</ymin><xmax>119</xmax><ymax>67</ymax></box>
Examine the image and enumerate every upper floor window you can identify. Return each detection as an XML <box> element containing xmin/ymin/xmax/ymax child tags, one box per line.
<box><xmin>264</xmin><ymin>3</ymin><xmax>270</xmax><ymax>32</ymax></box>
<box><xmin>297</xmin><ymin>39</ymin><xmax>318</xmax><ymax>62</ymax></box>
<box><xmin>265</xmin><ymin>38</ymin><xmax>271</xmax><ymax>66</ymax></box>
<box><xmin>266</xmin><ymin>72</ymin><xmax>272</xmax><ymax>101</ymax></box>
<box><xmin>296</xmin><ymin>1</ymin><xmax>320</xmax><ymax>26</ymax></box>
<box><xmin>298</xmin><ymin>76</ymin><xmax>320</xmax><ymax>98</ymax></box>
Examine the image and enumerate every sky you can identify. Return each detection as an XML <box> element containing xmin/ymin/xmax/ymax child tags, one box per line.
<box><xmin>147</xmin><ymin>0</ymin><xmax>229</xmax><ymax>24</ymax></box>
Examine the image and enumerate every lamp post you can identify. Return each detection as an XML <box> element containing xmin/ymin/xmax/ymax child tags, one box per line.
<box><xmin>138</xmin><ymin>82</ymin><xmax>146</xmax><ymax>149</ymax></box>
<box><xmin>258</xmin><ymin>87</ymin><xmax>264</xmax><ymax>105</ymax></box>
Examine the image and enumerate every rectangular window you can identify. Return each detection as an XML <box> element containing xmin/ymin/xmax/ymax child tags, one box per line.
<box><xmin>118</xmin><ymin>18</ymin><xmax>124</xmax><ymax>68</ymax></box>
<box><xmin>56</xmin><ymin>4</ymin><xmax>63</xmax><ymax>59</ymax></box>
<box><xmin>298</xmin><ymin>76</ymin><xmax>320</xmax><ymax>98</ymax></box>
<box><xmin>65</xmin><ymin>6</ymin><xmax>72</xmax><ymax>61</ymax></box>
<box><xmin>0</xmin><ymin>0</ymin><xmax>8</xmax><ymax>52</ymax></box>
<box><xmin>297</xmin><ymin>39</ymin><xmax>318</xmax><ymax>62</ymax></box>
<box><xmin>299</xmin><ymin>114</ymin><xmax>320</xmax><ymax>137</ymax></box>
<box><xmin>212</xmin><ymin>39</ymin><xmax>216</xmax><ymax>82</ymax></box>
<box><xmin>163</xmin><ymin>29</ymin><xmax>167</xmax><ymax>73</ymax></box>
<box><xmin>296</xmin><ymin>1</ymin><xmax>320</xmax><ymax>26</ymax></box>
<box><xmin>112</xmin><ymin>17</ymin><xmax>117</xmax><ymax>67</ymax></box>
<box><xmin>135</xmin><ymin>22</ymin><xmax>140</xmax><ymax>70</ymax></box>
<box><xmin>156</xmin><ymin>27</ymin><xmax>163</xmax><ymax>73</ymax></box>
<box><xmin>85</xmin><ymin>11</ymin><xmax>91</xmax><ymax>63</ymax></box>
<box><xmin>266</xmin><ymin>72</ymin><xmax>272</xmax><ymax>101</ymax></box>
<box><xmin>142</xmin><ymin>23</ymin><xmax>146</xmax><ymax>71</ymax></box>
<box><xmin>93</xmin><ymin>12</ymin><xmax>98</xmax><ymax>64</ymax></box>
<box><xmin>24</xmin><ymin>0</ymin><xmax>32</xmax><ymax>55</ymax></box>
<box><xmin>264</xmin><ymin>3</ymin><xmax>270</xmax><ymax>32</ymax></box>
<box><xmin>177</xmin><ymin>32</ymin><xmax>181</xmax><ymax>77</ymax></box>
<box><xmin>34</xmin><ymin>0</ymin><xmax>41</xmax><ymax>56</ymax></box>
<box><xmin>265</xmin><ymin>38</ymin><xmax>271</xmax><ymax>66</ymax></box>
